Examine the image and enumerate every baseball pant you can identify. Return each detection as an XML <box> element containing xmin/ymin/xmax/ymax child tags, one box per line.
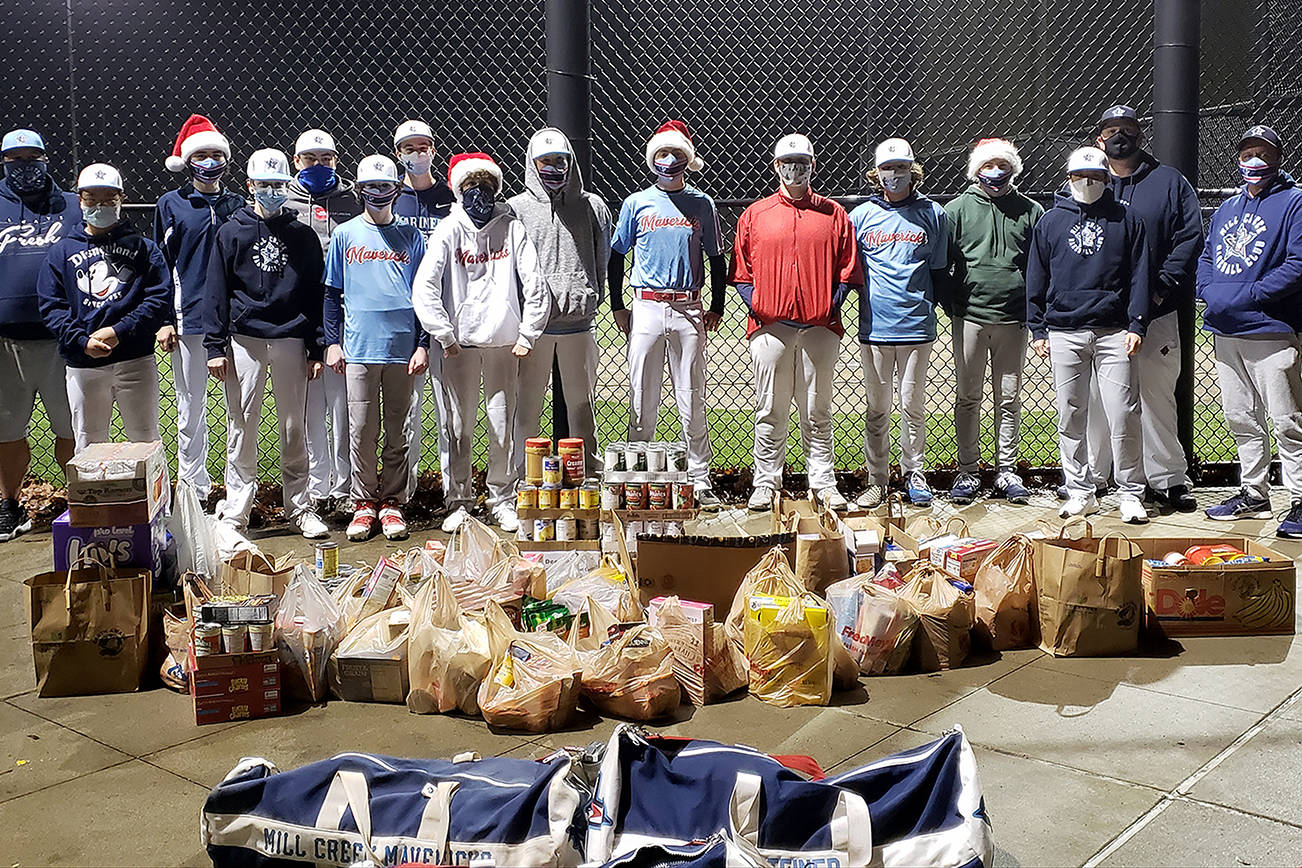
<box><xmin>1137</xmin><ymin>312</ymin><xmax>1189</xmax><ymax>490</ymax></box>
<box><xmin>1048</xmin><ymin>329</ymin><xmax>1144</xmax><ymax>499</ymax></box>
<box><xmin>750</xmin><ymin>323</ymin><xmax>839</xmax><ymax>492</ymax></box>
<box><xmin>217</xmin><ymin>337</ymin><xmax>311</xmax><ymax>528</ymax></box>
<box><xmin>307</xmin><ymin>364</ymin><xmax>351</xmax><ymax>501</ymax></box>
<box><xmin>0</xmin><ymin>337</ymin><xmax>73</xmax><ymax>443</ymax></box>
<box><xmin>173</xmin><ymin>334</ymin><xmax>212</xmax><ymax>495</ymax></box>
<box><xmin>1214</xmin><ymin>334</ymin><xmax>1302</xmax><ymax>501</ymax></box>
<box><xmin>66</xmin><ymin>355</ymin><xmax>160</xmax><ymax>452</ymax></box>
<box><xmin>440</xmin><ymin>346</ymin><xmax>518</xmax><ymax>512</ymax></box>
<box><xmin>627</xmin><ymin>297</ymin><xmax>712</xmax><ymax>489</ymax></box>
<box><xmin>952</xmin><ymin>318</ymin><xmax>1026</xmax><ymax>473</ymax></box>
<box><xmin>345</xmin><ymin>362</ymin><xmax>413</xmax><ymax>506</ymax></box>
<box><xmin>515</xmin><ymin>330</ymin><xmax>600</xmax><ymax>481</ymax></box>
<box><xmin>861</xmin><ymin>342</ymin><xmax>933</xmax><ymax>483</ymax></box>
<box><xmin>406</xmin><ymin>351</ymin><xmax>451</xmax><ymax>501</ymax></box>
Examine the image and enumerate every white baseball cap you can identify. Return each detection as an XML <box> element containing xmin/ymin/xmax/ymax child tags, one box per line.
<box><xmin>295</xmin><ymin>129</ymin><xmax>337</xmax><ymax>155</ymax></box>
<box><xmin>393</xmin><ymin>120</ymin><xmax>434</xmax><ymax>148</ymax></box>
<box><xmin>246</xmin><ymin>148</ymin><xmax>294</xmax><ymax>182</ymax></box>
<box><xmin>773</xmin><ymin>133</ymin><xmax>815</xmax><ymax>161</ymax></box>
<box><xmin>875</xmin><ymin>138</ymin><xmax>915</xmax><ymax>167</ymax></box>
<box><xmin>1066</xmin><ymin>146</ymin><xmax>1109</xmax><ymax>174</ymax></box>
<box><xmin>356</xmin><ymin>155</ymin><xmax>400</xmax><ymax>185</ymax></box>
<box><xmin>76</xmin><ymin>163</ymin><xmax>123</xmax><ymax>191</ymax></box>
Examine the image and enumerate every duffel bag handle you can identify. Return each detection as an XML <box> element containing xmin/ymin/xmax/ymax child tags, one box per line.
<box><xmin>729</xmin><ymin>772</ymin><xmax>872</xmax><ymax>866</ymax></box>
<box><xmin>316</xmin><ymin>769</ymin><xmax>459</xmax><ymax>862</ymax></box>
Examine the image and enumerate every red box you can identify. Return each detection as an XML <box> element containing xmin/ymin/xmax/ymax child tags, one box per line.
<box><xmin>187</xmin><ymin>647</ymin><xmax>283</xmax><ymax>725</ymax></box>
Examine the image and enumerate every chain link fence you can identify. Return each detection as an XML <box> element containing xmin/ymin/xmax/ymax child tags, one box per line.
<box><xmin>4</xmin><ymin>0</ymin><xmax>1297</xmax><ymax>487</ymax></box>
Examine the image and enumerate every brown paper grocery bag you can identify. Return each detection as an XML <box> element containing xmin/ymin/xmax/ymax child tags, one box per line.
<box><xmin>1034</xmin><ymin>529</ymin><xmax>1143</xmax><ymax>657</ymax></box>
<box><xmin>790</xmin><ymin>512</ymin><xmax>850</xmax><ymax>594</ymax></box>
<box><xmin>27</xmin><ymin>563</ymin><xmax>151</xmax><ymax>696</ymax></box>
<box><xmin>219</xmin><ymin>550</ymin><xmax>300</xmax><ymax>598</ymax></box>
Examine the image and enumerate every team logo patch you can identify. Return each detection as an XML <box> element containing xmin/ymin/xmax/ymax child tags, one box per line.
<box><xmin>587</xmin><ymin>796</ymin><xmax>613</xmax><ymax>828</ymax></box>
<box><xmin>312</xmin><ymin>205</ymin><xmax>329</xmax><ymax>222</ymax></box>
<box><xmin>1068</xmin><ymin>218</ymin><xmax>1105</xmax><ymax>256</ymax></box>
<box><xmin>252</xmin><ymin>236</ymin><xmax>287</xmax><ymax>272</ymax></box>
<box><xmin>1215</xmin><ymin>213</ymin><xmax>1267</xmax><ymax>275</ymax></box>
<box><xmin>75</xmin><ymin>258</ymin><xmax>129</xmax><ymax>300</ymax></box>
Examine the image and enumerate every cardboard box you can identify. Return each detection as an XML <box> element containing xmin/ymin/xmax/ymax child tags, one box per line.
<box><xmin>931</xmin><ymin>538</ymin><xmax>998</xmax><ymax>581</ymax></box>
<box><xmin>52</xmin><ymin>510</ymin><xmax>166</xmax><ymax>574</ymax></box>
<box><xmin>635</xmin><ymin>535</ymin><xmax>796</xmax><ymax>613</ymax></box>
<box><xmin>648</xmin><ymin>597</ymin><xmax>714</xmax><ymax>626</ymax></box>
<box><xmin>188</xmin><ymin>647</ymin><xmax>283</xmax><ymax>724</ymax></box>
<box><xmin>65</xmin><ymin>441</ymin><xmax>170</xmax><ymax>527</ymax></box>
<box><xmin>1137</xmin><ymin>537</ymin><xmax>1296</xmax><ymax>637</ymax></box>
<box><xmin>329</xmin><ymin>656</ymin><xmax>410</xmax><ymax>703</ymax></box>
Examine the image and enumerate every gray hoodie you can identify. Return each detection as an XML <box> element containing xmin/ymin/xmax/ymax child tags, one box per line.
<box><xmin>284</xmin><ymin>176</ymin><xmax>362</xmax><ymax>253</ymax></box>
<box><xmin>508</xmin><ymin>128</ymin><xmax>612</xmax><ymax>334</ymax></box>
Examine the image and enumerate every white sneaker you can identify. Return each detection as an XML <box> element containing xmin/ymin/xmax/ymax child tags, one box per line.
<box><xmin>747</xmin><ymin>485</ymin><xmax>775</xmax><ymax>512</ymax></box>
<box><xmin>1118</xmin><ymin>495</ymin><xmax>1149</xmax><ymax>524</ymax></box>
<box><xmin>856</xmin><ymin>484</ymin><xmax>887</xmax><ymax>509</ymax></box>
<box><xmin>441</xmin><ymin>506</ymin><xmax>469</xmax><ymax>534</ymax></box>
<box><xmin>295</xmin><ymin>511</ymin><xmax>329</xmax><ymax>540</ymax></box>
<box><xmin>492</xmin><ymin>503</ymin><xmax>520</xmax><ymax>533</ymax></box>
<box><xmin>1058</xmin><ymin>494</ymin><xmax>1100</xmax><ymax>519</ymax></box>
<box><xmin>815</xmin><ymin>486</ymin><xmax>848</xmax><ymax>512</ymax></box>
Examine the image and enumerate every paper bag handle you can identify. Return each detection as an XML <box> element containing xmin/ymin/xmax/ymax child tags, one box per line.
<box><xmin>1092</xmin><ymin>531</ymin><xmax>1135</xmax><ymax>580</ymax></box>
<box><xmin>64</xmin><ymin>555</ymin><xmax>114</xmax><ymax>612</ymax></box>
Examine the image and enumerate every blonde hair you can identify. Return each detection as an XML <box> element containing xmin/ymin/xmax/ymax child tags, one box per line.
<box><xmin>865</xmin><ymin>162</ymin><xmax>925</xmax><ymax>190</ymax></box>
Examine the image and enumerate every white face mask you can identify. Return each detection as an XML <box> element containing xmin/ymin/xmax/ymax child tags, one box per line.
<box><xmin>878</xmin><ymin>167</ymin><xmax>911</xmax><ymax>194</ymax></box>
<box><xmin>82</xmin><ymin>203</ymin><xmax>120</xmax><ymax>228</ymax></box>
<box><xmin>1068</xmin><ymin>176</ymin><xmax>1105</xmax><ymax>204</ymax></box>
<box><xmin>776</xmin><ymin>160</ymin><xmax>812</xmax><ymax>189</ymax></box>
<box><xmin>400</xmin><ymin>151</ymin><xmax>433</xmax><ymax>177</ymax></box>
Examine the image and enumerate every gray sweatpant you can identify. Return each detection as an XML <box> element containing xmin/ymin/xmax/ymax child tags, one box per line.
<box><xmin>345</xmin><ymin>362</ymin><xmax>414</xmax><ymax>505</ymax></box>
<box><xmin>1048</xmin><ymin>328</ymin><xmax>1144</xmax><ymax>499</ymax></box>
<box><xmin>1214</xmin><ymin>334</ymin><xmax>1302</xmax><ymax>500</ymax></box>
<box><xmin>952</xmin><ymin>318</ymin><xmax>1027</xmax><ymax>473</ymax></box>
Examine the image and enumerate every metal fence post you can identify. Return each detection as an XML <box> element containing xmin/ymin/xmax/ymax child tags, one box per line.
<box><xmin>1153</xmin><ymin>0</ymin><xmax>1201</xmax><ymax>472</ymax></box>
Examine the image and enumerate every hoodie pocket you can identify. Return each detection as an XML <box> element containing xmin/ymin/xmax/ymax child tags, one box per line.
<box><xmin>549</xmin><ymin>273</ymin><xmax>597</xmax><ymax>325</ymax></box>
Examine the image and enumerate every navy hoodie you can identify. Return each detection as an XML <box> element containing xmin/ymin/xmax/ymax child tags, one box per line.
<box><xmin>394</xmin><ymin>181</ymin><xmax>455</xmax><ymax>234</ymax></box>
<box><xmin>1026</xmin><ymin>188</ymin><xmax>1151</xmax><ymax>339</ymax></box>
<box><xmin>37</xmin><ymin>221</ymin><xmax>173</xmax><ymax>368</ymax></box>
<box><xmin>0</xmin><ymin>176</ymin><xmax>82</xmax><ymax>340</ymax></box>
<box><xmin>1107</xmin><ymin>153</ymin><xmax>1204</xmax><ymax>320</ymax></box>
<box><xmin>1196</xmin><ymin>173</ymin><xmax>1302</xmax><ymax>337</ymax></box>
<box><xmin>152</xmin><ymin>183</ymin><xmax>244</xmax><ymax>334</ymax></box>
<box><xmin>203</xmin><ymin>206</ymin><xmax>326</xmax><ymax>362</ymax></box>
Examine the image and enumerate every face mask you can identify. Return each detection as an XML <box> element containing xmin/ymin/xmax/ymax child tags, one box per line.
<box><xmin>878</xmin><ymin>167</ymin><xmax>911</xmax><ymax>194</ymax></box>
<box><xmin>82</xmin><ymin>203</ymin><xmax>120</xmax><ymax>228</ymax></box>
<box><xmin>654</xmin><ymin>154</ymin><xmax>688</xmax><ymax>181</ymax></box>
<box><xmin>538</xmin><ymin>164</ymin><xmax>569</xmax><ymax>191</ymax></box>
<box><xmin>776</xmin><ymin>160</ymin><xmax>812</xmax><ymax>189</ymax></box>
<box><xmin>1068</xmin><ymin>176</ymin><xmax>1105</xmax><ymax>204</ymax></box>
<box><xmin>360</xmin><ymin>184</ymin><xmax>399</xmax><ymax>210</ymax></box>
<box><xmin>252</xmin><ymin>185</ymin><xmax>288</xmax><ymax>213</ymax></box>
<box><xmin>1238</xmin><ymin>156</ymin><xmax>1279</xmax><ymax>186</ymax></box>
<box><xmin>3</xmin><ymin>159</ymin><xmax>48</xmax><ymax>196</ymax></box>
<box><xmin>400</xmin><ymin>151</ymin><xmax>433</xmax><ymax>177</ymax></box>
<box><xmin>296</xmin><ymin>163</ymin><xmax>337</xmax><ymax>195</ymax></box>
<box><xmin>462</xmin><ymin>185</ymin><xmax>496</xmax><ymax>226</ymax></box>
<box><xmin>190</xmin><ymin>157</ymin><xmax>227</xmax><ymax>184</ymax></box>
<box><xmin>1101</xmin><ymin>131</ymin><xmax>1140</xmax><ymax>160</ymax></box>
<box><xmin>977</xmin><ymin>167</ymin><xmax>1012</xmax><ymax>193</ymax></box>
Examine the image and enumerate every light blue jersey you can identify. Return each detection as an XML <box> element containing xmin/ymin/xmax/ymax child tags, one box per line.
<box><xmin>611</xmin><ymin>185</ymin><xmax>722</xmax><ymax>291</ymax></box>
<box><xmin>323</xmin><ymin>216</ymin><xmax>426</xmax><ymax>364</ymax></box>
<box><xmin>849</xmin><ymin>194</ymin><xmax>948</xmax><ymax>343</ymax></box>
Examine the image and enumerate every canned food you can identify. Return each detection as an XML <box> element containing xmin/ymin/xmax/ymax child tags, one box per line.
<box><xmin>604</xmin><ymin>443</ymin><xmax>625</xmax><ymax>472</ymax></box>
<box><xmin>601</xmin><ymin>522</ymin><xmax>619</xmax><ymax>550</ymax></box>
<box><xmin>624</xmin><ymin>520</ymin><xmax>643</xmax><ymax>545</ymax></box>
<box><xmin>624</xmin><ymin>442</ymin><xmax>646</xmax><ymax>472</ymax></box>
<box><xmin>556</xmin><ymin>516</ymin><xmax>578</xmax><ymax>541</ymax></box>
<box><xmin>645</xmin><ymin>519</ymin><xmax>665</xmax><ymax>537</ymax></box>
<box><xmin>542</xmin><ymin>455</ymin><xmax>563</xmax><ymax>486</ymax></box>
<box><xmin>247</xmin><ymin>621</ymin><xmax>274</xmax><ymax>652</ymax></box>
<box><xmin>517</xmin><ymin>522</ymin><xmax>532</xmax><ymax>541</ymax></box>
<box><xmin>558</xmin><ymin>437</ymin><xmax>585</xmax><ymax>486</ymax></box>
<box><xmin>578</xmin><ymin>517</ymin><xmax>600</xmax><ymax>540</ymax></box>
<box><xmin>666</xmin><ymin>445</ymin><xmax>688</xmax><ymax>472</ymax></box>
<box><xmin>525</xmin><ymin>437</ymin><xmax>552</xmax><ymax>484</ymax></box>
<box><xmin>673</xmin><ymin>481</ymin><xmax>695</xmax><ymax>510</ymax></box>
<box><xmin>1227</xmin><ymin>555</ymin><xmax>1267</xmax><ymax>564</ymax></box>
<box><xmin>533</xmin><ymin>518</ymin><xmax>555</xmax><ymax>542</ymax></box>
<box><xmin>194</xmin><ymin>622</ymin><xmax>223</xmax><ymax>657</ymax></box>
<box><xmin>648</xmin><ymin>480</ymin><xmax>671</xmax><ymax>510</ymax></box>
<box><xmin>516</xmin><ymin>482</ymin><xmax>539</xmax><ymax>511</ymax></box>
<box><xmin>625</xmin><ymin>479</ymin><xmax>648</xmax><ymax>510</ymax></box>
<box><xmin>645</xmin><ymin>443</ymin><xmax>667</xmax><ymax>472</ymax></box>
<box><xmin>601</xmin><ymin>481</ymin><xmax>624</xmax><ymax>510</ymax></box>
<box><xmin>559</xmin><ymin>487</ymin><xmax>578</xmax><ymax>509</ymax></box>
<box><xmin>579</xmin><ymin>480</ymin><xmax>602</xmax><ymax>510</ymax></box>
<box><xmin>538</xmin><ymin>484</ymin><xmax>561</xmax><ymax>509</ymax></box>
<box><xmin>221</xmin><ymin>624</ymin><xmax>248</xmax><ymax>655</ymax></box>
<box><xmin>315</xmin><ymin>541</ymin><xmax>339</xmax><ymax>581</ymax></box>
<box><xmin>664</xmin><ymin>520</ymin><xmax>684</xmax><ymax>537</ymax></box>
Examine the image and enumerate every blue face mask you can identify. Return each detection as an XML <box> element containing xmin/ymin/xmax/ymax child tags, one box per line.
<box><xmin>654</xmin><ymin>154</ymin><xmax>688</xmax><ymax>181</ymax></box>
<box><xmin>190</xmin><ymin>157</ymin><xmax>227</xmax><ymax>184</ymax></box>
<box><xmin>1238</xmin><ymin>156</ymin><xmax>1278</xmax><ymax>186</ymax></box>
<box><xmin>977</xmin><ymin>167</ymin><xmax>1012</xmax><ymax>192</ymax></box>
<box><xmin>462</xmin><ymin>185</ymin><xmax>496</xmax><ymax>227</ymax></box>
<box><xmin>296</xmin><ymin>163</ymin><xmax>338</xmax><ymax>195</ymax></box>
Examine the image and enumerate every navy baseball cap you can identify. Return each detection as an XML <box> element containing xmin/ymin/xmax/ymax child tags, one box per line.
<box><xmin>1238</xmin><ymin>125</ymin><xmax>1283</xmax><ymax>154</ymax></box>
<box><xmin>1098</xmin><ymin>105</ymin><xmax>1139</xmax><ymax>129</ymax></box>
<box><xmin>1</xmin><ymin>129</ymin><xmax>45</xmax><ymax>153</ymax></box>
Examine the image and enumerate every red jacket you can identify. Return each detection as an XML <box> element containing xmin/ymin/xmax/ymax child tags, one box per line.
<box><xmin>730</xmin><ymin>190</ymin><xmax>863</xmax><ymax>337</ymax></box>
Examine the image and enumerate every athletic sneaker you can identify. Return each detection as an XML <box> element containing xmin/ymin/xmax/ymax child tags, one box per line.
<box><xmin>492</xmin><ymin>503</ymin><xmax>519</xmax><ymax>534</ymax></box>
<box><xmin>904</xmin><ymin>471</ymin><xmax>932</xmax><ymax>506</ymax></box>
<box><xmin>1058</xmin><ymin>482</ymin><xmax>1108</xmax><ymax>501</ymax></box>
<box><xmin>949</xmin><ymin>472</ymin><xmax>981</xmax><ymax>505</ymax></box>
<box><xmin>1205</xmin><ymin>489</ymin><xmax>1273</xmax><ymax>521</ymax></box>
<box><xmin>815</xmin><ymin>487</ymin><xmax>848</xmax><ymax>512</ymax></box>
<box><xmin>379</xmin><ymin>501</ymin><xmax>409</xmax><ymax>541</ymax></box>
<box><xmin>1118</xmin><ymin>494</ymin><xmax>1149</xmax><ymax>524</ymax></box>
<box><xmin>347</xmin><ymin>501</ymin><xmax>378</xmax><ymax>541</ymax></box>
<box><xmin>994</xmin><ymin>471</ymin><xmax>1030</xmax><ymax>505</ymax></box>
<box><xmin>696</xmin><ymin>490</ymin><xmax>722</xmax><ymax>512</ymax></box>
<box><xmin>0</xmin><ymin>499</ymin><xmax>32</xmax><ymax>542</ymax></box>
<box><xmin>1276</xmin><ymin>500</ymin><xmax>1302</xmax><ymax>539</ymax></box>
<box><xmin>1149</xmin><ymin>484</ymin><xmax>1197</xmax><ymax>512</ymax></box>
<box><xmin>442</xmin><ymin>505</ymin><xmax>470</xmax><ymax>534</ymax></box>
<box><xmin>311</xmin><ymin>496</ymin><xmax>334</xmax><ymax>517</ymax></box>
<box><xmin>747</xmin><ymin>485</ymin><xmax>775</xmax><ymax>512</ymax></box>
<box><xmin>855</xmin><ymin>484</ymin><xmax>887</xmax><ymax>510</ymax></box>
<box><xmin>295</xmin><ymin>511</ymin><xmax>329</xmax><ymax>540</ymax></box>
<box><xmin>1059</xmin><ymin>494</ymin><xmax>1100</xmax><ymax>519</ymax></box>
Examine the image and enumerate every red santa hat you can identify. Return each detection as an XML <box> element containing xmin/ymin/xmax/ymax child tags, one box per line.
<box><xmin>447</xmin><ymin>152</ymin><xmax>503</xmax><ymax>200</ymax></box>
<box><xmin>165</xmin><ymin>114</ymin><xmax>231</xmax><ymax>172</ymax></box>
<box><xmin>645</xmin><ymin>120</ymin><xmax>705</xmax><ymax>173</ymax></box>
<box><xmin>967</xmin><ymin>138</ymin><xmax>1023</xmax><ymax>181</ymax></box>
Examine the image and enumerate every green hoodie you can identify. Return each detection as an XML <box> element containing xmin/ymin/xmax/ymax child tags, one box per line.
<box><xmin>944</xmin><ymin>185</ymin><xmax>1043</xmax><ymax>324</ymax></box>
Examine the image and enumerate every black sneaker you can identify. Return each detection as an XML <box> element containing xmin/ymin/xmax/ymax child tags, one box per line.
<box><xmin>1205</xmin><ymin>489</ymin><xmax>1273</xmax><ymax>521</ymax></box>
<box><xmin>1162</xmin><ymin>485</ymin><xmax>1198</xmax><ymax>512</ymax></box>
<box><xmin>0</xmin><ymin>499</ymin><xmax>32</xmax><ymax>542</ymax></box>
<box><xmin>696</xmin><ymin>490</ymin><xmax>722</xmax><ymax>512</ymax></box>
<box><xmin>1278</xmin><ymin>500</ymin><xmax>1302</xmax><ymax>539</ymax></box>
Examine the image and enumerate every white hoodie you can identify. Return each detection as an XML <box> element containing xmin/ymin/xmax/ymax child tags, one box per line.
<box><xmin>413</xmin><ymin>203</ymin><xmax>551</xmax><ymax>350</ymax></box>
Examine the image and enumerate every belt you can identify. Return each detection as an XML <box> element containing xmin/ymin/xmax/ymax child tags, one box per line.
<box><xmin>638</xmin><ymin>289</ymin><xmax>700</xmax><ymax>302</ymax></box>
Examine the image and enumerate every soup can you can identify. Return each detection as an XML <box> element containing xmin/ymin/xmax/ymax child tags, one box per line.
<box><xmin>624</xmin><ymin>520</ymin><xmax>643</xmax><ymax>546</ymax></box>
<box><xmin>579</xmin><ymin>480</ymin><xmax>602</xmax><ymax>510</ymax></box>
<box><xmin>645</xmin><ymin>442</ymin><xmax>667</xmax><ymax>472</ymax></box>
<box><xmin>604</xmin><ymin>443</ymin><xmax>625</xmax><ymax>472</ymax></box>
<box><xmin>315</xmin><ymin>541</ymin><xmax>339</xmax><ymax>581</ymax></box>
<box><xmin>524</xmin><ymin>437</ymin><xmax>552</xmax><ymax>484</ymax></box>
<box><xmin>556</xmin><ymin>516</ymin><xmax>578</xmax><ymax>541</ymax></box>
<box><xmin>648</xmin><ymin>480</ymin><xmax>671</xmax><ymax>510</ymax></box>
<box><xmin>194</xmin><ymin>622</ymin><xmax>223</xmax><ymax>657</ymax></box>
<box><xmin>538</xmin><ymin>484</ymin><xmax>561</xmax><ymax>509</ymax></box>
<box><xmin>559</xmin><ymin>487</ymin><xmax>579</xmax><ymax>509</ymax></box>
<box><xmin>624</xmin><ymin>442</ymin><xmax>646</xmax><ymax>472</ymax></box>
<box><xmin>601</xmin><ymin>481</ymin><xmax>623</xmax><ymax>510</ymax></box>
<box><xmin>534</xmin><ymin>518</ymin><xmax>555</xmax><ymax>542</ymax></box>
<box><xmin>221</xmin><ymin>624</ymin><xmax>248</xmax><ymax>655</ymax></box>
<box><xmin>601</xmin><ymin>522</ymin><xmax>619</xmax><ymax>550</ymax></box>
<box><xmin>625</xmin><ymin>478</ymin><xmax>648</xmax><ymax>510</ymax></box>
<box><xmin>673</xmin><ymin>481</ymin><xmax>695</xmax><ymax>510</ymax></box>
<box><xmin>666</xmin><ymin>444</ymin><xmax>688</xmax><ymax>472</ymax></box>
<box><xmin>247</xmin><ymin>621</ymin><xmax>274</xmax><ymax>652</ymax></box>
<box><xmin>516</xmin><ymin>482</ymin><xmax>539</xmax><ymax>511</ymax></box>
<box><xmin>578</xmin><ymin>517</ymin><xmax>600</xmax><ymax>540</ymax></box>
<box><xmin>542</xmin><ymin>455</ymin><xmax>564</xmax><ymax>487</ymax></box>
<box><xmin>558</xmin><ymin>438</ymin><xmax>585</xmax><ymax>486</ymax></box>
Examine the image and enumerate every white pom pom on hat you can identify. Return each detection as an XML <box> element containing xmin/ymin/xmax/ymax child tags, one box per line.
<box><xmin>967</xmin><ymin>138</ymin><xmax>1023</xmax><ymax>181</ymax></box>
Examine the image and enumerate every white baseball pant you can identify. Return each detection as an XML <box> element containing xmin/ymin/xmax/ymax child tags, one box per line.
<box><xmin>861</xmin><ymin>342</ymin><xmax>933</xmax><ymax>483</ymax></box>
<box><xmin>1214</xmin><ymin>333</ymin><xmax>1302</xmax><ymax>501</ymax></box>
<box><xmin>514</xmin><ymin>330</ymin><xmax>600</xmax><ymax>481</ymax></box>
<box><xmin>66</xmin><ymin>355</ymin><xmax>161</xmax><ymax>452</ymax></box>
<box><xmin>750</xmin><ymin>323</ymin><xmax>839</xmax><ymax>492</ymax></box>
<box><xmin>440</xmin><ymin>346</ymin><xmax>518</xmax><ymax>512</ymax></box>
<box><xmin>306</xmin><ymin>365</ymin><xmax>351</xmax><ymax>502</ymax></box>
<box><xmin>173</xmin><ymin>333</ymin><xmax>212</xmax><ymax>496</ymax></box>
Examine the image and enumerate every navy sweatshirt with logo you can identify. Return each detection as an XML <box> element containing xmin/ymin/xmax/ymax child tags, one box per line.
<box><xmin>0</xmin><ymin>177</ymin><xmax>82</xmax><ymax>340</ymax></box>
<box><xmin>36</xmin><ymin>221</ymin><xmax>173</xmax><ymax>368</ymax></box>
<box><xmin>1196</xmin><ymin>173</ymin><xmax>1302</xmax><ymax>337</ymax></box>
<box><xmin>153</xmin><ymin>183</ymin><xmax>244</xmax><ymax>334</ymax></box>
<box><xmin>203</xmin><ymin>206</ymin><xmax>326</xmax><ymax>361</ymax></box>
<box><xmin>1025</xmin><ymin>188</ymin><xmax>1151</xmax><ymax>340</ymax></box>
